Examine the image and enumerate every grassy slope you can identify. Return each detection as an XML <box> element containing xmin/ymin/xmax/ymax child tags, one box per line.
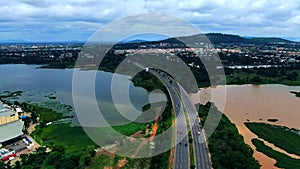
<box><xmin>252</xmin><ymin>138</ymin><xmax>300</xmax><ymax>169</ymax></box>
<box><xmin>245</xmin><ymin>122</ymin><xmax>300</xmax><ymax>156</ymax></box>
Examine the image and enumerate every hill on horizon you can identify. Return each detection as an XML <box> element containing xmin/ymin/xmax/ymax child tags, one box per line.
<box><xmin>163</xmin><ymin>33</ymin><xmax>295</xmax><ymax>45</ymax></box>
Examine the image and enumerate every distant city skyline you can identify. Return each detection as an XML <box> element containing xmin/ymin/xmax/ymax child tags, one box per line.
<box><xmin>1</xmin><ymin>0</ymin><xmax>300</xmax><ymax>42</ymax></box>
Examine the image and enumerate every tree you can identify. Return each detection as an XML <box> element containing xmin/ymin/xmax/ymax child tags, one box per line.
<box><xmin>14</xmin><ymin>161</ymin><xmax>21</xmax><ymax>169</ymax></box>
<box><xmin>252</xmin><ymin>76</ymin><xmax>262</xmax><ymax>83</ymax></box>
<box><xmin>286</xmin><ymin>72</ymin><xmax>299</xmax><ymax>80</ymax></box>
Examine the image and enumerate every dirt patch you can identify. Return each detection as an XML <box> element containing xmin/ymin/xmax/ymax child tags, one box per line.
<box><xmin>96</xmin><ymin>148</ymin><xmax>115</xmax><ymax>158</ymax></box>
<box><xmin>131</xmin><ymin>130</ymin><xmax>144</xmax><ymax>138</ymax></box>
<box><xmin>117</xmin><ymin>158</ymin><xmax>129</xmax><ymax>168</ymax></box>
<box><xmin>104</xmin><ymin>167</ymin><xmax>113</xmax><ymax>169</ymax></box>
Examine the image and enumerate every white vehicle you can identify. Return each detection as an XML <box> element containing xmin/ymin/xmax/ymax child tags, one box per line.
<box><xmin>197</xmin><ymin>131</ymin><xmax>201</xmax><ymax>135</ymax></box>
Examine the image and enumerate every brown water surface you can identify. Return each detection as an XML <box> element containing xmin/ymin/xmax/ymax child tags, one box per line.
<box><xmin>189</xmin><ymin>84</ymin><xmax>300</xmax><ymax>169</ymax></box>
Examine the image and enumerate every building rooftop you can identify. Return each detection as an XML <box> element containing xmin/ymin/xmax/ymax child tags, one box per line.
<box><xmin>0</xmin><ymin>121</ymin><xmax>24</xmax><ymax>143</ymax></box>
<box><xmin>0</xmin><ymin>103</ymin><xmax>15</xmax><ymax>117</ymax></box>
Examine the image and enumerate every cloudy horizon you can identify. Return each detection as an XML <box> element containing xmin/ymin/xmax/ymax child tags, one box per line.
<box><xmin>1</xmin><ymin>0</ymin><xmax>300</xmax><ymax>42</ymax></box>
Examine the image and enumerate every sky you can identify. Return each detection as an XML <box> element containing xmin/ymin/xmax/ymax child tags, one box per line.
<box><xmin>1</xmin><ymin>0</ymin><xmax>300</xmax><ymax>42</ymax></box>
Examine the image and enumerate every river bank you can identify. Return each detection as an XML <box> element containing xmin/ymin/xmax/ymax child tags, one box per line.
<box><xmin>189</xmin><ymin>84</ymin><xmax>300</xmax><ymax>169</ymax></box>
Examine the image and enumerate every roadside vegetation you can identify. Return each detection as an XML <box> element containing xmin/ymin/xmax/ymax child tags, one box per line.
<box><xmin>198</xmin><ymin>102</ymin><xmax>260</xmax><ymax>169</ymax></box>
<box><xmin>252</xmin><ymin>138</ymin><xmax>300</xmax><ymax>169</ymax></box>
<box><xmin>245</xmin><ymin>122</ymin><xmax>300</xmax><ymax>156</ymax></box>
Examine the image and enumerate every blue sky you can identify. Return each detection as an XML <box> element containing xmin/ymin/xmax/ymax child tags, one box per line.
<box><xmin>1</xmin><ymin>0</ymin><xmax>300</xmax><ymax>42</ymax></box>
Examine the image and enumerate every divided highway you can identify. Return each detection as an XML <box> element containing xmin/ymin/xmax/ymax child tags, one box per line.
<box><xmin>176</xmin><ymin>84</ymin><xmax>212</xmax><ymax>169</ymax></box>
<box><xmin>149</xmin><ymin>69</ymin><xmax>189</xmax><ymax>169</ymax></box>
<box><xmin>149</xmin><ymin>69</ymin><xmax>212</xmax><ymax>169</ymax></box>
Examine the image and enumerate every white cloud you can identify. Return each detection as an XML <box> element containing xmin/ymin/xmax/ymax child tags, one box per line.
<box><xmin>0</xmin><ymin>0</ymin><xmax>300</xmax><ymax>41</ymax></box>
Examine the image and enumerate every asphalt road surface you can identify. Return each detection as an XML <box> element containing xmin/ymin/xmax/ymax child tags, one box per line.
<box><xmin>150</xmin><ymin>69</ymin><xmax>189</xmax><ymax>169</ymax></box>
<box><xmin>151</xmin><ymin>69</ymin><xmax>212</xmax><ymax>169</ymax></box>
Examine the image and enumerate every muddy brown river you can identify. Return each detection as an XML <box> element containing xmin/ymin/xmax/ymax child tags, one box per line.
<box><xmin>189</xmin><ymin>84</ymin><xmax>300</xmax><ymax>169</ymax></box>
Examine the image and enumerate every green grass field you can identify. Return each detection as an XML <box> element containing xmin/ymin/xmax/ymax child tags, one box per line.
<box><xmin>112</xmin><ymin>122</ymin><xmax>145</xmax><ymax>136</ymax></box>
<box><xmin>30</xmin><ymin>104</ymin><xmax>63</xmax><ymax>122</ymax></box>
<box><xmin>252</xmin><ymin>138</ymin><xmax>300</xmax><ymax>169</ymax></box>
<box><xmin>32</xmin><ymin>124</ymin><xmax>96</xmax><ymax>153</ymax></box>
<box><xmin>245</xmin><ymin>122</ymin><xmax>300</xmax><ymax>156</ymax></box>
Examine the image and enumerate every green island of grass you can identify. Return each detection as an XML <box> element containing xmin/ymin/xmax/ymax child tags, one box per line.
<box><xmin>245</xmin><ymin>122</ymin><xmax>300</xmax><ymax>156</ymax></box>
<box><xmin>251</xmin><ymin>138</ymin><xmax>300</xmax><ymax>169</ymax></box>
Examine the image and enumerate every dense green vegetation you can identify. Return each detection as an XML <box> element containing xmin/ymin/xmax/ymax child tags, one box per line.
<box><xmin>112</xmin><ymin>122</ymin><xmax>145</xmax><ymax>136</ymax></box>
<box><xmin>252</xmin><ymin>138</ymin><xmax>300</xmax><ymax>169</ymax></box>
<box><xmin>245</xmin><ymin>122</ymin><xmax>300</xmax><ymax>156</ymax></box>
<box><xmin>132</xmin><ymin>70</ymin><xmax>166</xmax><ymax>92</ymax></box>
<box><xmin>27</xmin><ymin>104</ymin><xmax>63</xmax><ymax>123</ymax></box>
<box><xmin>13</xmin><ymin>146</ymin><xmax>95</xmax><ymax>169</ymax></box>
<box><xmin>31</xmin><ymin>119</ymin><xmax>172</xmax><ymax>169</ymax></box>
<box><xmin>156</xmin><ymin>101</ymin><xmax>173</xmax><ymax>135</ymax></box>
<box><xmin>199</xmin><ymin>102</ymin><xmax>260</xmax><ymax>169</ymax></box>
<box><xmin>32</xmin><ymin>124</ymin><xmax>96</xmax><ymax>153</ymax></box>
<box><xmin>226</xmin><ymin>68</ymin><xmax>300</xmax><ymax>86</ymax></box>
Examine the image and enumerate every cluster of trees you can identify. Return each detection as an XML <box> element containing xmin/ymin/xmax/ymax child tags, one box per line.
<box><xmin>1</xmin><ymin>146</ymin><xmax>95</xmax><ymax>169</ymax></box>
<box><xmin>198</xmin><ymin>102</ymin><xmax>260</xmax><ymax>169</ymax></box>
<box><xmin>227</xmin><ymin>67</ymin><xmax>300</xmax><ymax>85</ymax></box>
<box><xmin>132</xmin><ymin>70</ymin><xmax>166</xmax><ymax>92</ymax></box>
<box><xmin>257</xmin><ymin>68</ymin><xmax>299</xmax><ymax>80</ymax></box>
